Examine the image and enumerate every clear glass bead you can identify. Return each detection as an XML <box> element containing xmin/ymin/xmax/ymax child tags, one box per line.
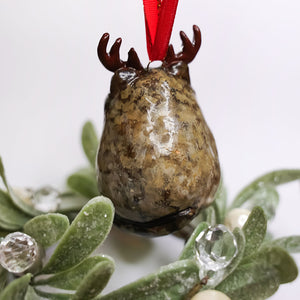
<box><xmin>0</xmin><ymin>232</ymin><xmax>39</xmax><ymax>274</ymax></box>
<box><xmin>14</xmin><ymin>186</ymin><xmax>61</xmax><ymax>213</ymax></box>
<box><xmin>195</xmin><ymin>224</ymin><xmax>238</xmax><ymax>284</ymax></box>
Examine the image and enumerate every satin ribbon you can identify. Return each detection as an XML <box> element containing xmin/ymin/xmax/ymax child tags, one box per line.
<box><xmin>143</xmin><ymin>0</ymin><xmax>179</xmax><ymax>61</ymax></box>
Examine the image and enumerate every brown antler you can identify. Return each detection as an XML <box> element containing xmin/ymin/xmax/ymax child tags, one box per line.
<box><xmin>97</xmin><ymin>33</ymin><xmax>143</xmax><ymax>72</ymax></box>
<box><xmin>163</xmin><ymin>25</ymin><xmax>201</xmax><ymax>67</ymax></box>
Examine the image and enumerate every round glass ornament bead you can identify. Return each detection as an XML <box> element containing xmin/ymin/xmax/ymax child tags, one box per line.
<box><xmin>0</xmin><ymin>232</ymin><xmax>40</xmax><ymax>274</ymax></box>
<box><xmin>14</xmin><ymin>186</ymin><xmax>61</xmax><ymax>213</ymax></box>
<box><xmin>195</xmin><ymin>224</ymin><xmax>238</xmax><ymax>285</ymax></box>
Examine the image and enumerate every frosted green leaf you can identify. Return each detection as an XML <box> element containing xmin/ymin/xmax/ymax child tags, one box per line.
<box><xmin>216</xmin><ymin>263</ymin><xmax>280</xmax><ymax>300</ymax></box>
<box><xmin>74</xmin><ymin>260</ymin><xmax>115</xmax><ymax>299</ymax></box>
<box><xmin>24</xmin><ymin>213</ymin><xmax>69</xmax><ymax>248</ymax></box>
<box><xmin>67</xmin><ymin>168</ymin><xmax>99</xmax><ymax>199</ymax></box>
<box><xmin>0</xmin><ymin>157</ymin><xmax>42</xmax><ymax>216</ymax></box>
<box><xmin>264</xmin><ymin>235</ymin><xmax>300</xmax><ymax>253</ymax></box>
<box><xmin>242</xmin><ymin>207</ymin><xmax>267</xmax><ymax>257</ymax></box>
<box><xmin>34</xmin><ymin>289</ymin><xmax>72</xmax><ymax>300</ymax></box>
<box><xmin>242</xmin><ymin>246</ymin><xmax>298</xmax><ymax>284</ymax></box>
<box><xmin>220</xmin><ymin>228</ymin><xmax>245</xmax><ymax>282</ymax></box>
<box><xmin>0</xmin><ymin>266</ymin><xmax>7</xmax><ymax>291</ymax></box>
<box><xmin>100</xmin><ymin>259</ymin><xmax>200</xmax><ymax>300</ymax></box>
<box><xmin>82</xmin><ymin>121</ymin><xmax>99</xmax><ymax>167</ymax></box>
<box><xmin>242</xmin><ymin>186</ymin><xmax>279</xmax><ymax>220</ymax></box>
<box><xmin>42</xmin><ymin>196</ymin><xmax>114</xmax><ymax>274</ymax></box>
<box><xmin>34</xmin><ymin>255</ymin><xmax>113</xmax><ymax>290</ymax></box>
<box><xmin>24</xmin><ymin>286</ymin><xmax>41</xmax><ymax>300</ymax></box>
<box><xmin>179</xmin><ymin>222</ymin><xmax>209</xmax><ymax>260</ymax></box>
<box><xmin>0</xmin><ymin>157</ymin><xmax>8</xmax><ymax>191</ymax></box>
<box><xmin>231</xmin><ymin>169</ymin><xmax>300</xmax><ymax>209</ymax></box>
<box><xmin>0</xmin><ymin>273</ymin><xmax>32</xmax><ymax>300</ymax></box>
<box><xmin>0</xmin><ymin>190</ymin><xmax>31</xmax><ymax>229</ymax></box>
<box><xmin>212</xmin><ymin>179</ymin><xmax>227</xmax><ymax>224</ymax></box>
<box><xmin>58</xmin><ymin>193</ymin><xmax>88</xmax><ymax>213</ymax></box>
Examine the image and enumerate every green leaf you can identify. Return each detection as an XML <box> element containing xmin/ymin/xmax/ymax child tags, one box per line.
<box><xmin>0</xmin><ymin>158</ymin><xmax>41</xmax><ymax>217</ymax></box>
<box><xmin>74</xmin><ymin>259</ymin><xmax>115</xmax><ymax>299</ymax></box>
<box><xmin>264</xmin><ymin>235</ymin><xmax>300</xmax><ymax>253</ymax></box>
<box><xmin>212</xmin><ymin>179</ymin><xmax>227</xmax><ymax>224</ymax></box>
<box><xmin>242</xmin><ymin>186</ymin><xmax>279</xmax><ymax>220</ymax></box>
<box><xmin>242</xmin><ymin>246</ymin><xmax>298</xmax><ymax>284</ymax></box>
<box><xmin>242</xmin><ymin>207</ymin><xmax>267</xmax><ymax>257</ymax></box>
<box><xmin>67</xmin><ymin>168</ymin><xmax>99</xmax><ymax>199</ymax></box>
<box><xmin>0</xmin><ymin>273</ymin><xmax>32</xmax><ymax>300</ymax></box>
<box><xmin>179</xmin><ymin>222</ymin><xmax>209</xmax><ymax>260</ymax></box>
<box><xmin>0</xmin><ymin>266</ymin><xmax>7</xmax><ymax>292</ymax></box>
<box><xmin>81</xmin><ymin>121</ymin><xmax>98</xmax><ymax>167</ymax></box>
<box><xmin>0</xmin><ymin>190</ymin><xmax>30</xmax><ymax>229</ymax></box>
<box><xmin>231</xmin><ymin>169</ymin><xmax>300</xmax><ymax>209</ymax></box>
<box><xmin>0</xmin><ymin>157</ymin><xmax>8</xmax><ymax>190</ymax></box>
<box><xmin>8</xmin><ymin>188</ymin><xmax>42</xmax><ymax>217</ymax></box>
<box><xmin>34</xmin><ymin>255</ymin><xmax>113</xmax><ymax>290</ymax></box>
<box><xmin>100</xmin><ymin>259</ymin><xmax>200</xmax><ymax>300</ymax></box>
<box><xmin>24</xmin><ymin>213</ymin><xmax>69</xmax><ymax>248</ymax></box>
<box><xmin>216</xmin><ymin>263</ymin><xmax>280</xmax><ymax>300</ymax></box>
<box><xmin>34</xmin><ymin>289</ymin><xmax>72</xmax><ymax>300</ymax></box>
<box><xmin>24</xmin><ymin>286</ymin><xmax>41</xmax><ymax>300</ymax></box>
<box><xmin>42</xmin><ymin>196</ymin><xmax>114</xmax><ymax>274</ymax></box>
<box><xmin>220</xmin><ymin>228</ymin><xmax>246</xmax><ymax>282</ymax></box>
<box><xmin>57</xmin><ymin>193</ymin><xmax>88</xmax><ymax>213</ymax></box>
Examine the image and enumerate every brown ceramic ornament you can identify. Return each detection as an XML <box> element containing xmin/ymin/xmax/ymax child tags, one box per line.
<box><xmin>97</xmin><ymin>26</ymin><xmax>220</xmax><ymax>236</ymax></box>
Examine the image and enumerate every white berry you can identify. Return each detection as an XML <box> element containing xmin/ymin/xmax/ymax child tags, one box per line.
<box><xmin>224</xmin><ymin>208</ymin><xmax>251</xmax><ymax>230</ymax></box>
<box><xmin>191</xmin><ymin>289</ymin><xmax>231</xmax><ymax>300</ymax></box>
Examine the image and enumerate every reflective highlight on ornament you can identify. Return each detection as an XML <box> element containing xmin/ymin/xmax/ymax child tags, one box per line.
<box><xmin>0</xmin><ymin>232</ymin><xmax>39</xmax><ymax>274</ymax></box>
<box><xmin>14</xmin><ymin>186</ymin><xmax>61</xmax><ymax>213</ymax></box>
<box><xmin>195</xmin><ymin>224</ymin><xmax>238</xmax><ymax>286</ymax></box>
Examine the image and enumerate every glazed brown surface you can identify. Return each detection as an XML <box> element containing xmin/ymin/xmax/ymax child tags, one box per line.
<box><xmin>97</xmin><ymin>62</ymin><xmax>220</xmax><ymax>235</ymax></box>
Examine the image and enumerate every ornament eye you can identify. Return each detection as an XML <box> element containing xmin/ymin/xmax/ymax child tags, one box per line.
<box><xmin>97</xmin><ymin>33</ymin><xmax>144</xmax><ymax>72</ymax></box>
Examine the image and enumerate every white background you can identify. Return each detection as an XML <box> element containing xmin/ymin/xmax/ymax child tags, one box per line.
<box><xmin>0</xmin><ymin>0</ymin><xmax>299</xmax><ymax>299</ymax></box>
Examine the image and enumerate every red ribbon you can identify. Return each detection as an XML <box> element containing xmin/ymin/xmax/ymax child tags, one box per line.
<box><xmin>143</xmin><ymin>0</ymin><xmax>179</xmax><ymax>61</ymax></box>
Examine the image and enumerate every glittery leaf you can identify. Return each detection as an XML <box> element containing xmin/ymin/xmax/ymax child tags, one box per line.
<box><xmin>42</xmin><ymin>196</ymin><xmax>114</xmax><ymax>274</ymax></box>
<box><xmin>24</xmin><ymin>213</ymin><xmax>69</xmax><ymax>248</ymax></box>
<box><xmin>231</xmin><ymin>169</ymin><xmax>300</xmax><ymax>209</ymax></box>
<box><xmin>74</xmin><ymin>259</ymin><xmax>115</xmax><ymax>299</ymax></box>
<box><xmin>241</xmin><ymin>246</ymin><xmax>298</xmax><ymax>284</ymax></box>
<box><xmin>67</xmin><ymin>168</ymin><xmax>99</xmax><ymax>199</ymax></box>
<box><xmin>34</xmin><ymin>255</ymin><xmax>113</xmax><ymax>290</ymax></box>
<box><xmin>179</xmin><ymin>222</ymin><xmax>209</xmax><ymax>260</ymax></box>
<box><xmin>81</xmin><ymin>121</ymin><xmax>99</xmax><ymax>167</ymax></box>
<box><xmin>264</xmin><ymin>235</ymin><xmax>300</xmax><ymax>253</ymax></box>
<box><xmin>99</xmin><ymin>259</ymin><xmax>200</xmax><ymax>300</ymax></box>
<box><xmin>242</xmin><ymin>206</ymin><xmax>267</xmax><ymax>257</ymax></box>
<box><xmin>0</xmin><ymin>273</ymin><xmax>32</xmax><ymax>300</ymax></box>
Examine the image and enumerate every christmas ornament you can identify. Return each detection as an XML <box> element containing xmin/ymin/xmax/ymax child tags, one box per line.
<box><xmin>96</xmin><ymin>23</ymin><xmax>220</xmax><ymax>236</ymax></box>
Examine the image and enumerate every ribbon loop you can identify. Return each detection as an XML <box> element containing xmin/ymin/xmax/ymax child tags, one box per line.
<box><xmin>143</xmin><ymin>0</ymin><xmax>179</xmax><ymax>61</ymax></box>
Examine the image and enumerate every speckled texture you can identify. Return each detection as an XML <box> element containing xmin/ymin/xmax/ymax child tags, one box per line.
<box><xmin>97</xmin><ymin>62</ymin><xmax>220</xmax><ymax>236</ymax></box>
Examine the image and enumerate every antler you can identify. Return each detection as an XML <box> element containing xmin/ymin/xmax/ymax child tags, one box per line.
<box><xmin>163</xmin><ymin>25</ymin><xmax>201</xmax><ymax>67</ymax></box>
<box><xmin>97</xmin><ymin>33</ymin><xmax>143</xmax><ymax>72</ymax></box>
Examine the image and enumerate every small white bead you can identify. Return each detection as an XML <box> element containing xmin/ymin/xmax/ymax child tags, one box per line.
<box><xmin>191</xmin><ymin>289</ymin><xmax>231</xmax><ymax>300</ymax></box>
<box><xmin>224</xmin><ymin>208</ymin><xmax>251</xmax><ymax>231</ymax></box>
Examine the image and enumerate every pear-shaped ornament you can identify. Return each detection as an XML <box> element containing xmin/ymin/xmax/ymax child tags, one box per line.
<box><xmin>97</xmin><ymin>26</ymin><xmax>220</xmax><ymax>236</ymax></box>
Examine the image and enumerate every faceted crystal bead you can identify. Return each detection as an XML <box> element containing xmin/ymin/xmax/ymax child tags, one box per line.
<box><xmin>14</xmin><ymin>186</ymin><xmax>61</xmax><ymax>213</ymax></box>
<box><xmin>0</xmin><ymin>232</ymin><xmax>39</xmax><ymax>273</ymax></box>
<box><xmin>195</xmin><ymin>224</ymin><xmax>238</xmax><ymax>275</ymax></box>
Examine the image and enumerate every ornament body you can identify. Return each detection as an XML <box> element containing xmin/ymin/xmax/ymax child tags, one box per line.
<box><xmin>97</xmin><ymin>62</ymin><xmax>220</xmax><ymax>236</ymax></box>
